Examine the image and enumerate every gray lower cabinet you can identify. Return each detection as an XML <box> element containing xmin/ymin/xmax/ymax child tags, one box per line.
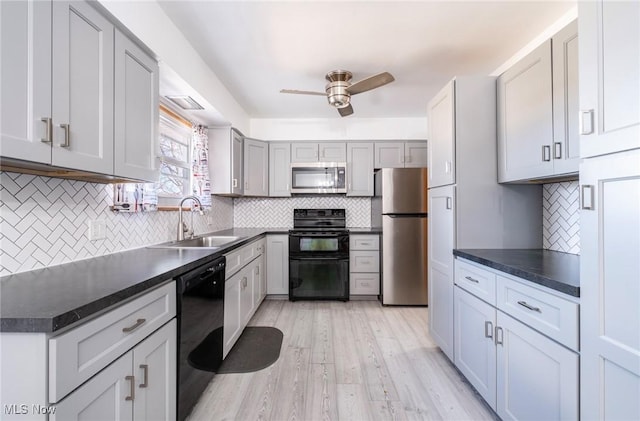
<box><xmin>266</xmin><ymin>234</ymin><xmax>289</xmax><ymax>295</ymax></box>
<box><xmin>454</xmin><ymin>259</ymin><xmax>579</xmax><ymax>420</ymax></box>
<box><xmin>349</xmin><ymin>234</ymin><xmax>380</xmax><ymax>295</ymax></box>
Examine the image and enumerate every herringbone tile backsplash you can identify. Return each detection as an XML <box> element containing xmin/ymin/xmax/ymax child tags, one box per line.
<box><xmin>0</xmin><ymin>172</ymin><xmax>233</xmax><ymax>276</ymax></box>
<box><xmin>543</xmin><ymin>181</ymin><xmax>580</xmax><ymax>254</ymax></box>
<box><xmin>233</xmin><ymin>196</ymin><xmax>371</xmax><ymax>228</ymax></box>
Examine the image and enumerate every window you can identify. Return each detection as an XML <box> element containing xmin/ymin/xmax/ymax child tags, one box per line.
<box><xmin>157</xmin><ymin>105</ymin><xmax>192</xmax><ymax>197</ymax></box>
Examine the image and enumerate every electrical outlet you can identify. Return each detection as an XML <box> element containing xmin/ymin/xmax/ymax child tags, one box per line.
<box><xmin>88</xmin><ymin>220</ymin><xmax>106</xmax><ymax>241</ymax></box>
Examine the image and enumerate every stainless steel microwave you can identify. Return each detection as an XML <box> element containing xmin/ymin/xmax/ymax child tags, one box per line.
<box><xmin>290</xmin><ymin>162</ymin><xmax>347</xmax><ymax>194</ymax></box>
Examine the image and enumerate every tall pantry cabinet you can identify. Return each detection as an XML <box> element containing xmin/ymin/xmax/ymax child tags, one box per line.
<box><xmin>427</xmin><ymin>76</ymin><xmax>541</xmax><ymax>361</ymax></box>
<box><xmin>578</xmin><ymin>1</ymin><xmax>640</xmax><ymax>419</ymax></box>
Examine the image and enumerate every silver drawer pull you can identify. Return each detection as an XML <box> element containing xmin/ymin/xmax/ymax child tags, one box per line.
<box><xmin>125</xmin><ymin>375</ymin><xmax>135</xmax><ymax>401</ymax></box>
<box><xmin>484</xmin><ymin>321</ymin><xmax>493</xmax><ymax>339</ymax></box>
<box><xmin>465</xmin><ymin>276</ymin><xmax>479</xmax><ymax>283</ymax></box>
<box><xmin>41</xmin><ymin>117</ymin><xmax>52</xmax><ymax>143</ymax></box>
<box><xmin>542</xmin><ymin>145</ymin><xmax>551</xmax><ymax>162</ymax></box>
<box><xmin>122</xmin><ymin>318</ymin><xmax>146</xmax><ymax>333</ymax></box>
<box><xmin>139</xmin><ymin>364</ymin><xmax>149</xmax><ymax>388</ymax></box>
<box><xmin>517</xmin><ymin>301</ymin><xmax>541</xmax><ymax>313</ymax></box>
<box><xmin>58</xmin><ymin>123</ymin><xmax>70</xmax><ymax>148</ymax></box>
<box><xmin>495</xmin><ymin>326</ymin><xmax>504</xmax><ymax>346</ymax></box>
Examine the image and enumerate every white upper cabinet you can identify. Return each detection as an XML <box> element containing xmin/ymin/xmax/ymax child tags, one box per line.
<box><xmin>209</xmin><ymin>127</ymin><xmax>244</xmax><ymax>196</ymax></box>
<box><xmin>551</xmin><ymin>20</ymin><xmax>580</xmax><ymax>174</ymax></box>
<box><xmin>374</xmin><ymin>141</ymin><xmax>427</xmax><ymax>169</ymax></box>
<box><xmin>243</xmin><ymin>138</ymin><xmax>269</xmax><ymax>196</ymax></box>
<box><xmin>579</xmin><ymin>1</ymin><xmax>640</xmax><ymax>157</ymax></box>
<box><xmin>290</xmin><ymin>142</ymin><xmax>346</xmax><ymax>163</ymax></box>
<box><xmin>269</xmin><ymin>142</ymin><xmax>291</xmax><ymax>197</ymax></box>
<box><xmin>428</xmin><ymin>80</ymin><xmax>455</xmax><ymax>187</ymax></box>
<box><xmin>498</xmin><ymin>21</ymin><xmax>581</xmax><ymax>183</ymax></box>
<box><xmin>498</xmin><ymin>40</ymin><xmax>554</xmax><ymax>182</ymax></box>
<box><xmin>0</xmin><ymin>0</ymin><xmax>52</xmax><ymax>164</ymax></box>
<box><xmin>346</xmin><ymin>142</ymin><xmax>374</xmax><ymax>196</ymax></box>
<box><xmin>1</xmin><ymin>0</ymin><xmax>158</xmax><ymax>182</ymax></box>
<box><xmin>114</xmin><ymin>30</ymin><xmax>159</xmax><ymax>182</ymax></box>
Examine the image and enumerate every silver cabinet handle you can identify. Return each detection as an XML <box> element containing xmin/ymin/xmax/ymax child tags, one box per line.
<box><xmin>41</xmin><ymin>117</ymin><xmax>52</xmax><ymax>144</ymax></box>
<box><xmin>542</xmin><ymin>145</ymin><xmax>551</xmax><ymax>162</ymax></box>
<box><xmin>405</xmin><ymin>155</ymin><xmax>411</xmax><ymax>163</ymax></box>
<box><xmin>122</xmin><ymin>318</ymin><xmax>146</xmax><ymax>333</ymax></box>
<box><xmin>446</xmin><ymin>197</ymin><xmax>452</xmax><ymax>210</ymax></box>
<box><xmin>245</xmin><ymin>181</ymin><xmax>249</xmax><ymax>190</ymax></box>
<box><xmin>465</xmin><ymin>276</ymin><xmax>479</xmax><ymax>283</ymax></box>
<box><xmin>139</xmin><ymin>364</ymin><xmax>148</xmax><ymax>388</ymax></box>
<box><xmin>255</xmin><ymin>266</ymin><xmax>259</xmax><ymax>275</ymax></box>
<box><xmin>445</xmin><ymin>161</ymin><xmax>452</xmax><ymax>174</ymax></box>
<box><xmin>485</xmin><ymin>321</ymin><xmax>493</xmax><ymax>339</ymax></box>
<box><xmin>554</xmin><ymin>142</ymin><xmax>562</xmax><ymax>159</ymax></box>
<box><xmin>580</xmin><ymin>110</ymin><xmax>594</xmax><ymax>135</ymax></box>
<box><xmin>58</xmin><ymin>123</ymin><xmax>70</xmax><ymax>148</ymax></box>
<box><xmin>125</xmin><ymin>375</ymin><xmax>135</xmax><ymax>401</ymax></box>
<box><xmin>581</xmin><ymin>185</ymin><xmax>595</xmax><ymax>210</ymax></box>
<box><xmin>232</xmin><ymin>178</ymin><xmax>238</xmax><ymax>188</ymax></box>
<box><xmin>242</xmin><ymin>276</ymin><xmax>248</xmax><ymax>289</ymax></box>
<box><xmin>495</xmin><ymin>326</ymin><xmax>504</xmax><ymax>346</ymax></box>
<box><xmin>517</xmin><ymin>300</ymin><xmax>541</xmax><ymax>313</ymax></box>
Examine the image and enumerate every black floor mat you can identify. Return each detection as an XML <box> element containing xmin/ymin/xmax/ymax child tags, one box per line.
<box><xmin>216</xmin><ymin>327</ymin><xmax>283</xmax><ymax>374</ymax></box>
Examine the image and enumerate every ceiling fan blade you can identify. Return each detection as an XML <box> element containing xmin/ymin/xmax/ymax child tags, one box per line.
<box><xmin>347</xmin><ymin>72</ymin><xmax>395</xmax><ymax>95</ymax></box>
<box><xmin>280</xmin><ymin>89</ymin><xmax>326</xmax><ymax>96</ymax></box>
<box><xmin>338</xmin><ymin>104</ymin><xmax>354</xmax><ymax>117</ymax></box>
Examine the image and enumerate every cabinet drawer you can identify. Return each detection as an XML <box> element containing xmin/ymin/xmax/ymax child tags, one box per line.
<box><xmin>497</xmin><ymin>275</ymin><xmax>578</xmax><ymax>351</ymax></box>
<box><xmin>226</xmin><ymin>238</ymin><xmax>265</xmax><ymax>278</ymax></box>
<box><xmin>350</xmin><ymin>251</ymin><xmax>380</xmax><ymax>273</ymax></box>
<box><xmin>49</xmin><ymin>281</ymin><xmax>176</xmax><ymax>403</ymax></box>
<box><xmin>455</xmin><ymin>259</ymin><xmax>497</xmax><ymax>306</ymax></box>
<box><xmin>349</xmin><ymin>235</ymin><xmax>379</xmax><ymax>250</ymax></box>
<box><xmin>350</xmin><ymin>273</ymin><xmax>380</xmax><ymax>295</ymax></box>
<box><xmin>225</xmin><ymin>247</ymin><xmax>244</xmax><ymax>278</ymax></box>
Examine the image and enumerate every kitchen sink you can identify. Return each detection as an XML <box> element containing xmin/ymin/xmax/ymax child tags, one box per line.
<box><xmin>148</xmin><ymin>235</ymin><xmax>245</xmax><ymax>249</ymax></box>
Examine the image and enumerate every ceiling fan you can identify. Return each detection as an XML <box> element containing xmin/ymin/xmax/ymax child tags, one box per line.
<box><xmin>280</xmin><ymin>70</ymin><xmax>395</xmax><ymax>117</ymax></box>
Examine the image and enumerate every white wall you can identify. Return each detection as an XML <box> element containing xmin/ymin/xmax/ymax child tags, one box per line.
<box><xmin>250</xmin><ymin>117</ymin><xmax>427</xmax><ymax>141</ymax></box>
<box><xmin>491</xmin><ymin>6</ymin><xmax>578</xmax><ymax>76</ymax></box>
<box><xmin>98</xmin><ymin>0</ymin><xmax>250</xmax><ymax>134</ymax></box>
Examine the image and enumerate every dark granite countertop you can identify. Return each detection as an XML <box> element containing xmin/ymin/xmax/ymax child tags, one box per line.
<box><xmin>0</xmin><ymin>228</ymin><xmax>288</xmax><ymax>333</ymax></box>
<box><xmin>453</xmin><ymin>249</ymin><xmax>580</xmax><ymax>297</ymax></box>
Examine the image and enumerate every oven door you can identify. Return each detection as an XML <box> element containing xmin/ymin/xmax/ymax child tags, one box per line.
<box><xmin>289</xmin><ymin>256</ymin><xmax>349</xmax><ymax>301</ymax></box>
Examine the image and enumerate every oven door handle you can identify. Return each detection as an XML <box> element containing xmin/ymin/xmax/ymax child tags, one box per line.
<box><xmin>289</xmin><ymin>256</ymin><xmax>349</xmax><ymax>261</ymax></box>
<box><xmin>289</xmin><ymin>232</ymin><xmax>347</xmax><ymax>238</ymax></box>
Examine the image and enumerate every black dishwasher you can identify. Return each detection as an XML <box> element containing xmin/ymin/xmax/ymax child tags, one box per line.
<box><xmin>176</xmin><ymin>256</ymin><xmax>225</xmax><ymax>421</ymax></box>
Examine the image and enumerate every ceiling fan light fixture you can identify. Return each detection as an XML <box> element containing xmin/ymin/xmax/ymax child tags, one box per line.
<box><xmin>326</xmin><ymin>81</ymin><xmax>351</xmax><ymax>109</ymax></box>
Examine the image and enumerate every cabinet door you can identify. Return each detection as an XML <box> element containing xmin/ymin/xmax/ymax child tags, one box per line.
<box><xmin>223</xmin><ymin>273</ymin><xmax>242</xmax><ymax>357</ymax></box>
<box><xmin>497</xmin><ymin>40</ymin><xmax>553</xmax><ymax>182</ymax></box>
<box><xmin>269</xmin><ymin>143</ymin><xmax>291</xmax><ymax>197</ymax></box>
<box><xmin>454</xmin><ymin>287</ymin><xmax>496</xmax><ymax>410</ymax></box>
<box><xmin>319</xmin><ymin>142</ymin><xmax>346</xmax><ymax>162</ymax></box>
<box><xmin>346</xmin><ymin>142</ymin><xmax>374</xmax><ymax>196</ymax></box>
<box><xmin>496</xmin><ymin>312</ymin><xmax>578</xmax><ymax>421</ymax></box>
<box><xmin>291</xmin><ymin>143</ymin><xmax>319</xmax><ymax>163</ymax></box>
<box><xmin>580</xmin><ymin>150</ymin><xmax>640</xmax><ymax>420</ymax></box>
<box><xmin>404</xmin><ymin>141</ymin><xmax>428</xmax><ymax>168</ymax></box>
<box><xmin>266</xmin><ymin>235</ymin><xmax>289</xmax><ymax>295</ymax></box>
<box><xmin>0</xmin><ymin>0</ymin><xmax>52</xmax><ymax>164</ymax></box>
<box><xmin>52</xmin><ymin>352</ymin><xmax>133</xmax><ymax>421</ymax></box>
<box><xmin>240</xmin><ymin>268</ymin><xmax>254</xmax><ymax>326</ymax></box>
<box><xmin>374</xmin><ymin>142</ymin><xmax>405</xmax><ymax>168</ymax></box>
<box><xmin>114</xmin><ymin>30</ymin><xmax>159</xmax><ymax>182</ymax></box>
<box><xmin>551</xmin><ymin>20</ymin><xmax>580</xmax><ymax>175</ymax></box>
<box><xmin>132</xmin><ymin>320</ymin><xmax>176</xmax><ymax>421</ymax></box>
<box><xmin>428</xmin><ymin>185</ymin><xmax>455</xmax><ymax>361</ymax></box>
<box><xmin>52</xmin><ymin>1</ymin><xmax>114</xmax><ymax>174</ymax></box>
<box><xmin>244</xmin><ymin>138</ymin><xmax>268</xmax><ymax>196</ymax></box>
<box><xmin>231</xmin><ymin>129</ymin><xmax>244</xmax><ymax>195</ymax></box>
<box><xmin>579</xmin><ymin>1</ymin><xmax>640</xmax><ymax>157</ymax></box>
<box><xmin>428</xmin><ymin>81</ymin><xmax>455</xmax><ymax>186</ymax></box>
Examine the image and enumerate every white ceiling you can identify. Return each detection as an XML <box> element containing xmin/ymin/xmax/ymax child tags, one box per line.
<box><xmin>158</xmin><ymin>1</ymin><xmax>575</xmax><ymax>120</ymax></box>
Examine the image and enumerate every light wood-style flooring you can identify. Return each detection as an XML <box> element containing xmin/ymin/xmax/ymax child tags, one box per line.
<box><xmin>187</xmin><ymin>299</ymin><xmax>496</xmax><ymax>421</ymax></box>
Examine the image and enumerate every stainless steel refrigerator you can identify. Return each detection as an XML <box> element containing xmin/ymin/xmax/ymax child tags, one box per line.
<box><xmin>372</xmin><ymin>168</ymin><xmax>428</xmax><ymax>305</ymax></box>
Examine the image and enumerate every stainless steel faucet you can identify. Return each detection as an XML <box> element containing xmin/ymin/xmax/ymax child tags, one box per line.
<box><xmin>177</xmin><ymin>196</ymin><xmax>204</xmax><ymax>241</ymax></box>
